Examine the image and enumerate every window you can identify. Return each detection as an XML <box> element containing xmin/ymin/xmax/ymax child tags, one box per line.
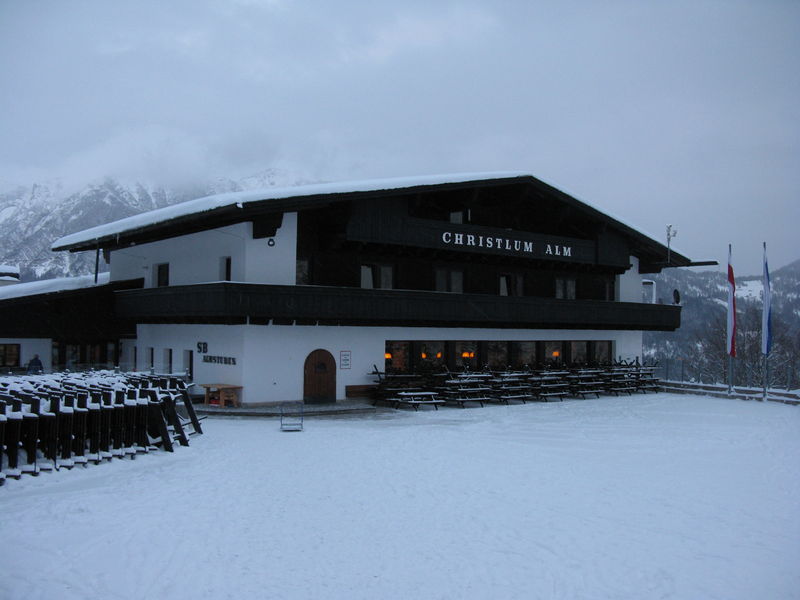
<box><xmin>360</xmin><ymin>264</ymin><xmax>393</xmax><ymax>289</ymax></box>
<box><xmin>511</xmin><ymin>341</ymin><xmax>537</xmax><ymax>369</ymax></box>
<box><xmin>449</xmin><ymin>209</ymin><xmax>471</xmax><ymax>224</ymax></box>
<box><xmin>499</xmin><ymin>273</ymin><xmax>524</xmax><ymax>296</ymax></box>
<box><xmin>555</xmin><ymin>277</ymin><xmax>576</xmax><ymax>299</ymax></box>
<box><xmin>570</xmin><ymin>341</ymin><xmax>588</xmax><ymax>365</ymax></box>
<box><xmin>296</xmin><ymin>259</ymin><xmax>310</xmax><ymax>285</ymax></box>
<box><xmin>592</xmin><ymin>341</ymin><xmax>612</xmax><ymax>365</ymax></box>
<box><xmin>487</xmin><ymin>341</ymin><xmax>509</xmax><ymax>370</ymax></box>
<box><xmin>220</xmin><ymin>256</ymin><xmax>232</xmax><ymax>281</ymax></box>
<box><xmin>183</xmin><ymin>349</ymin><xmax>194</xmax><ymax>379</ymax></box>
<box><xmin>435</xmin><ymin>268</ymin><xmax>463</xmax><ymax>293</ymax></box>
<box><xmin>163</xmin><ymin>348</ymin><xmax>173</xmax><ymax>373</ymax></box>
<box><xmin>453</xmin><ymin>341</ymin><xmax>478</xmax><ymax>369</ymax></box>
<box><xmin>0</xmin><ymin>343</ymin><xmax>20</xmax><ymax>368</ymax></box>
<box><xmin>385</xmin><ymin>341</ymin><xmax>411</xmax><ymax>373</ymax></box>
<box><xmin>544</xmin><ymin>341</ymin><xmax>563</xmax><ymax>365</ymax></box>
<box><xmin>148</xmin><ymin>347</ymin><xmax>154</xmax><ymax>370</ymax></box>
<box><xmin>154</xmin><ymin>263</ymin><xmax>169</xmax><ymax>287</ymax></box>
<box><xmin>416</xmin><ymin>341</ymin><xmax>445</xmax><ymax>368</ymax></box>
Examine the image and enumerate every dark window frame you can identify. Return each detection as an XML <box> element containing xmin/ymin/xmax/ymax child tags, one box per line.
<box><xmin>155</xmin><ymin>263</ymin><xmax>170</xmax><ymax>287</ymax></box>
<box><xmin>435</xmin><ymin>267</ymin><xmax>464</xmax><ymax>293</ymax></box>
<box><xmin>360</xmin><ymin>263</ymin><xmax>394</xmax><ymax>290</ymax></box>
<box><xmin>0</xmin><ymin>343</ymin><xmax>21</xmax><ymax>368</ymax></box>
<box><xmin>499</xmin><ymin>273</ymin><xmax>525</xmax><ymax>297</ymax></box>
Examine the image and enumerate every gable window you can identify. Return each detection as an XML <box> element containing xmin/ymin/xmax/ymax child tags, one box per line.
<box><xmin>360</xmin><ymin>264</ymin><xmax>393</xmax><ymax>289</ymax></box>
<box><xmin>154</xmin><ymin>263</ymin><xmax>169</xmax><ymax>287</ymax></box>
<box><xmin>555</xmin><ymin>277</ymin><xmax>576</xmax><ymax>299</ymax></box>
<box><xmin>435</xmin><ymin>268</ymin><xmax>463</xmax><ymax>293</ymax></box>
<box><xmin>499</xmin><ymin>273</ymin><xmax>524</xmax><ymax>296</ymax></box>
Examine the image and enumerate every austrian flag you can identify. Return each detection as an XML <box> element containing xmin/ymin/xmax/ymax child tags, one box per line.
<box><xmin>727</xmin><ymin>245</ymin><xmax>736</xmax><ymax>357</ymax></box>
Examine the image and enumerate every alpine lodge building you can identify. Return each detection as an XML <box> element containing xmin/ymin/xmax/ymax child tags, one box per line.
<box><xmin>0</xmin><ymin>172</ymin><xmax>697</xmax><ymax>404</ymax></box>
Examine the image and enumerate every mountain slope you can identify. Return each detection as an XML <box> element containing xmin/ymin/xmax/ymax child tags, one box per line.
<box><xmin>644</xmin><ymin>259</ymin><xmax>800</xmax><ymax>386</ymax></box>
<box><xmin>0</xmin><ymin>170</ymin><xmax>310</xmax><ymax>281</ymax></box>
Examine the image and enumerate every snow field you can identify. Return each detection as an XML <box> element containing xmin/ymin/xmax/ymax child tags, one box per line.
<box><xmin>1</xmin><ymin>394</ymin><xmax>798</xmax><ymax>600</ymax></box>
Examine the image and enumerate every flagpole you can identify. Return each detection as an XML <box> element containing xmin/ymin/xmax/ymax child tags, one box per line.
<box><xmin>727</xmin><ymin>244</ymin><xmax>736</xmax><ymax>395</ymax></box>
<box><xmin>762</xmin><ymin>242</ymin><xmax>772</xmax><ymax>401</ymax></box>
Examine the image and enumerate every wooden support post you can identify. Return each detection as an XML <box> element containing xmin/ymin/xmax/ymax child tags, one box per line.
<box><xmin>177</xmin><ymin>383</ymin><xmax>203</xmax><ymax>434</ymax></box>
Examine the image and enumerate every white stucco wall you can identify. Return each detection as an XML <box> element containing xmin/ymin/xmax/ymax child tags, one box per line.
<box><xmin>0</xmin><ymin>337</ymin><xmax>52</xmax><ymax>372</ymax></box>
<box><xmin>109</xmin><ymin>212</ymin><xmax>298</xmax><ymax>287</ymax></box>
<box><xmin>109</xmin><ymin>223</ymin><xmax>248</xmax><ymax>285</ymax></box>
<box><xmin>244</xmin><ymin>212</ymin><xmax>297</xmax><ymax>285</ymax></box>
<box><xmin>129</xmin><ymin>323</ymin><xmax>645</xmax><ymax>404</ymax></box>
<box><xmin>135</xmin><ymin>321</ymin><xmax>245</xmax><ymax>389</ymax></box>
<box><xmin>617</xmin><ymin>256</ymin><xmax>641</xmax><ymax>302</ymax></box>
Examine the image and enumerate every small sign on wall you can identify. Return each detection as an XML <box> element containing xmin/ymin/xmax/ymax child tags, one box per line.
<box><xmin>339</xmin><ymin>350</ymin><xmax>351</xmax><ymax>369</ymax></box>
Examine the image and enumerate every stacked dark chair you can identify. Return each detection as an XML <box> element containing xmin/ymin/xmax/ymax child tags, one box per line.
<box><xmin>0</xmin><ymin>371</ymin><xmax>203</xmax><ymax>484</ymax></box>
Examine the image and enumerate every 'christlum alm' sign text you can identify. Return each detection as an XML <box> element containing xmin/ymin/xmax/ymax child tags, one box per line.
<box><xmin>440</xmin><ymin>231</ymin><xmax>574</xmax><ymax>259</ymax></box>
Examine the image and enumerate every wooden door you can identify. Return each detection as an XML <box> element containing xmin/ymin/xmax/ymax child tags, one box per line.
<box><xmin>303</xmin><ymin>349</ymin><xmax>336</xmax><ymax>403</ymax></box>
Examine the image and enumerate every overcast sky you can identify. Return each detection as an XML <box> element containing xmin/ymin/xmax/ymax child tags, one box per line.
<box><xmin>1</xmin><ymin>0</ymin><xmax>798</xmax><ymax>275</ymax></box>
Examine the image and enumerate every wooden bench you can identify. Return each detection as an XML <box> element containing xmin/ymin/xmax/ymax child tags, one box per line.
<box><xmin>393</xmin><ymin>392</ymin><xmax>445</xmax><ymax>411</ymax></box>
<box><xmin>535</xmin><ymin>382</ymin><xmax>569</xmax><ymax>401</ymax></box>
<box><xmin>538</xmin><ymin>391</ymin><xmax>568</xmax><ymax>401</ymax></box>
<box><xmin>345</xmin><ymin>384</ymin><xmax>377</xmax><ymax>398</ymax></box>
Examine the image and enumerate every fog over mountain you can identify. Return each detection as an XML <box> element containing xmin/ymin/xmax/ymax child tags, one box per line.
<box><xmin>0</xmin><ymin>169</ymin><xmax>313</xmax><ymax>281</ymax></box>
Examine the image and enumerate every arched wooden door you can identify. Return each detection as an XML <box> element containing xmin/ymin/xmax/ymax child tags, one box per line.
<box><xmin>303</xmin><ymin>349</ymin><xmax>336</xmax><ymax>404</ymax></box>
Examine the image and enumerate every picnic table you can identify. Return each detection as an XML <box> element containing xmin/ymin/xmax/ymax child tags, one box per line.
<box><xmin>441</xmin><ymin>379</ymin><xmax>493</xmax><ymax>407</ymax></box>
<box><xmin>393</xmin><ymin>391</ymin><xmax>444</xmax><ymax>411</ymax></box>
<box><xmin>566</xmin><ymin>373</ymin><xmax>603</xmax><ymax>399</ymax></box>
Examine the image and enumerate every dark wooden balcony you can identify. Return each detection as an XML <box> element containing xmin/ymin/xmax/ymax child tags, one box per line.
<box><xmin>114</xmin><ymin>283</ymin><xmax>681</xmax><ymax>331</ymax></box>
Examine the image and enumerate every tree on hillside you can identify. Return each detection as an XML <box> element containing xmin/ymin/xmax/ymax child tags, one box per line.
<box><xmin>648</xmin><ymin>305</ymin><xmax>798</xmax><ymax>390</ymax></box>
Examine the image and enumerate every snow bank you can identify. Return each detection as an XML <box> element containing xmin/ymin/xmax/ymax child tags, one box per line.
<box><xmin>1</xmin><ymin>394</ymin><xmax>797</xmax><ymax>599</ymax></box>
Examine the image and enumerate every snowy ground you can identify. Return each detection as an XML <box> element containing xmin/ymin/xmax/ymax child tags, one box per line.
<box><xmin>1</xmin><ymin>394</ymin><xmax>798</xmax><ymax>600</ymax></box>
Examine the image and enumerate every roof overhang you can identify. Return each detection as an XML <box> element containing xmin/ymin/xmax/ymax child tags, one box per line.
<box><xmin>50</xmin><ymin>172</ymin><xmax>692</xmax><ymax>269</ymax></box>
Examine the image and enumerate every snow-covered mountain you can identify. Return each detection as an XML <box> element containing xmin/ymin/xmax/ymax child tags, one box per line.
<box><xmin>0</xmin><ymin>169</ymin><xmax>313</xmax><ymax>281</ymax></box>
<box><xmin>644</xmin><ymin>259</ymin><xmax>800</xmax><ymax>386</ymax></box>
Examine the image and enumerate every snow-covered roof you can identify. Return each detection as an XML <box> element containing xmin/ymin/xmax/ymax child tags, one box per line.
<box><xmin>0</xmin><ymin>272</ymin><xmax>110</xmax><ymax>301</ymax></box>
<box><xmin>0</xmin><ymin>264</ymin><xmax>21</xmax><ymax>283</ymax></box>
<box><xmin>49</xmin><ymin>171</ymin><xmax>692</xmax><ymax>267</ymax></box>
<box><xmin>52</xmin><ymin>172</ymin><xmax>527</xmax><ymax>251</ymax></box>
